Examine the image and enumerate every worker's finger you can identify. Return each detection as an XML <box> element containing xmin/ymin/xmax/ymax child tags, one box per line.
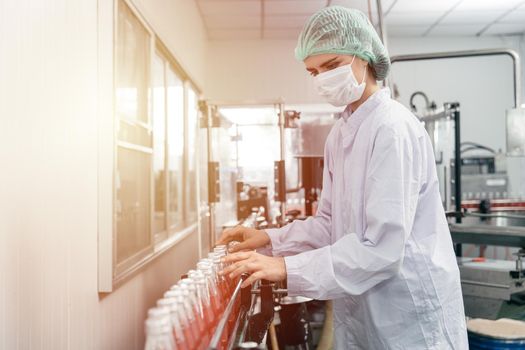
<box><xmin>241</xmin><ymin>271</ymin><xmax>265</xmax><ymax>289</ymax></box>
<box><xmin>228</xmin><ymin>240</ymin><xmax>252</xmax><ymax>253</ymax></box>
<box><xmin>221</xmin><ymin>255</ymin><xmax>255</xmax><ymax>276</ymax></box>
<box><xmin>222</xmin><ymin>251</ymin><xmax>253</xmax><ymax>264</ymax></box>
<box><xmin>221</xmin><ymin>260</ymin><xmax>241</xmax><ymax>276</ymax></box>
<box><xmin>222</xmin><ymin>258</ymin><xmax>251</xmax><ymax>275</ymax></box>
<box><xmin>229</xmin><ymin>262</ymin><xmax>257</xmax><ymax>279</ymax></box>
<box><xmin>215</xmin><ymin>227</ymin><xmax>237</xmax><ymax>246</ymax></box>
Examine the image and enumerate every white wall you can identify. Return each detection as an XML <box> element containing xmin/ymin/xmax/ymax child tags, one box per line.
<box><xmin>0</xmin><ymin>0</ymin><xmax>207</xmax><ymax>349</ymax></box>
<box><xmin>207</xmin><ymin>40</ymin><xmax>319</xmax><ymax>104</ymax></box>
<box><xmin>207</xmin><ymin>34</ymin><xmax>525</xmax><ymax>108</ymax></box>
<box><xmin>206</xmin><ymin>34</ymin><xmax>525</xmax><ymax>195</ymax></box>
<box><xmin>389</xmin><ymin>35</ymin><xmax>523</xmax><ymax>152</ymax></box>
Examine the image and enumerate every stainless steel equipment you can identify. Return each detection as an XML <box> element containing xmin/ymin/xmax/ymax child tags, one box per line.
<box><xmin>507</xmin><ymin>108</ymin><xmax>525</xmax><ymax>157</ymax></box>
<box><xmin>213</xmin><ymin>212</ymin><xmax>326</xmax><ymax>350</ymax></box>
<box><xmin>201</xmin><ymin>100</ymin><xmax>287</xmax><ymax>245</ymax></box>
<box><xmin>451</xmin><ymin>224</ymin><xmax>525</xmax><ymax>319</ymax></box>
<box><xmin>207</xmin><ymin>279</ymin><xmax>318</xmax><ymax>350</ymax></box>
<box><xmin>460</xmin><ymin>174</ymin><xmax>509</xmax><ymax>200</ymax></box>
<box><xmin>286</xmin><ymin>112</ymin><xmax>335</xmax><ymax>218</ymax></box>
<box><xmin>458</xmin><ymin>257</ymin><xmax>525</xmax><ymax>320</ymax></box>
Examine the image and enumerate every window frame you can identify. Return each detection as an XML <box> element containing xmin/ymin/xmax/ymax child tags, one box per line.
<box><xmin>185</xmin><ymin>84</ymin><xmax>200</xmax><ymax>224</ymax></box>
<box><xmin>98</xmin><ymin>0</ymin><xmax>203</xmax><ymax>293</ymax></box>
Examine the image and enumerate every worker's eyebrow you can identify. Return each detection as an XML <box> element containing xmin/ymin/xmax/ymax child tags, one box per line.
<box><xmin>319</xmin><ymin>57</ymin><xmax>339</xmax><ymax>68</ymax></box>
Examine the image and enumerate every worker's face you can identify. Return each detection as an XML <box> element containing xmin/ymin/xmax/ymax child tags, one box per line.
<box><xmin>304</xmin><ymin>53</ymin><xmax>368</xmax><ymax>81</ymax></box>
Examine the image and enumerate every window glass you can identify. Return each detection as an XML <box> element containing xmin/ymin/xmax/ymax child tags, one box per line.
<box><xmin>166</xmin><ymin>67</ymin><xmax>184</xmax><ymax>229</ymax></box>
<box><xmin>152</xmin><ymin>53</ymin><xmax>167</xmax><ymax>234</ymax></box>
<box><xmin>116</xmin><ymin>147</ymin><xmax>152</xmax><ymax>263</ymax></box>
<box><xmin>115</xmin><ymin>1</ymin><xmax>149</xmax><ymax>124</ymax></box>
<box><xmin>186</xmin><ymin>87</ymin><xmax>199</xmax><ymax>221</ymax></box>
<box><xmin>115</xmin><ymin>0</ymin><xmax>153</xmax><ymax>267</ymax></box>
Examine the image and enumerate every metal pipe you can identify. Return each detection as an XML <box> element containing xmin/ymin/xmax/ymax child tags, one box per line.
<box><xmin>409</xmin><ymin>91</ymin><xmax>431</xmax><ymax>112</ymax></box>
<box><xmin>444</xmin><ymin>166</ymin><xmax>449</xmax><ymax>210</ymax></box>
<box><xmin>235</xmin><ymin>124</ymin><xmax>239</xmax><ymax>171</ymax></box>
<box><xmin>205</xmin><ymin>99</ymin><xmax>285</xmax><ymax>107</ymax></box>
<box><xmin>316</xmin><ymin>301</ymin><xmax>334</xmax><ymax>350</ymax></box>
<box><xmin>452</xmin><ymin>103</ymin><xmax>462</xmax><ymax>257</ymax></box>
<box><xmin>375</xmin><ymin>0</ymin><xmax>387</xmax><ymax>49</ymax></box>
<box><xmin>460</xmin><ymin>280</ymin><xmax>510</xmax><ymax>289</ymax></box>
<box><xmin>207</xmin><ymin>103</ymin><xmax>215</xmax><ymax>247</ymax></box>
<box><xmin>269</xmin><ymin>323</ymin><xmax>280</xmax><ymax>350</ymax></box>
<box><xmin>251</xmin><ymin>288</ymin><xmax>288</xmax><ymax>295</ymax></box>
<box><xmin>390</xmin><ymin>49</ymin><xmax>522</xmax><ymax>108</ymax></box>
<box><xmin>278</xmin><ymin>103</ymin><xmax>286</xmax><ymax>224</ymax></box>
<box><xmin>375</xmin><ymin>0</ymin><xmax>388</xmax><ymax>88</ymax></box>
<box><xmin>452</xmin><ymin>104</ymin><xmax>461</xmax><ymax>225</ymax></box>
<box><xmin>416</xmin><ymin>109</ymin><xmax>449</xmax><ymax>123</ymax></box>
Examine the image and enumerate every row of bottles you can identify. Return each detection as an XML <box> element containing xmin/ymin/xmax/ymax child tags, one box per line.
<box><xmin>144</xmin><ymin>244</ymin><xmax>242</xmax><ymax>350</ymax></box>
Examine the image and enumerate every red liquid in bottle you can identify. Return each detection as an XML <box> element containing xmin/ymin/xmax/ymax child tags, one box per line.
<box><xmin>188</xmin><ymin>316</ymin><xmax>200</xmax><ymax>350</ymax></box>
<box><xmin>220</xmin><ymin>328</ymin><xmax>229</xmax><ymax>350</ymax></box>
<box><xmin>221</xmin><ymin>280</ymin><xmax>230</xmax><ymax>305</ymax></box>
<box><xmin>181</xmin><ymin>326</ymin><xmax>196</xmax><ymax>350</ymax></box>
<box><xmin>203</xmin><ymin>301</ymin><xmax>215</xmax><ymax>338</ymax></box>
<box><xmin>190</xmin><ymin>303</ymin><xmax>207</xmax><ymax>350</ymax></box>
<box><xmin>172</xmin><ymin>329</ymin><xmax>188</xmax><ymax>350</ymax></box>
<box><xmin>211</xmin><ymin>292</ymin><xmax>222</xmax><ymax>317</ymax></box>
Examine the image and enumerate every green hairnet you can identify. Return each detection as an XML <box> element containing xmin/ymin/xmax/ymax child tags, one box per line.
<box><xmin>295</xmin><ymin>6</ymin><xmax>390</xmax><ymax>81</ymax></box>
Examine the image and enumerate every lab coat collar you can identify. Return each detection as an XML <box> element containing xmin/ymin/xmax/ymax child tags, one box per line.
<box><xmin>340</xmin><ymin>87</ymin><xmax>391</xmax><ymax>147</ymax></box>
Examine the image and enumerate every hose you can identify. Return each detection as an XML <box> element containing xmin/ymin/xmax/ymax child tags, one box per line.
<box><xmin>269</xmin><ymin>322</ymin><xmax>279</xmax><ymax>350</ymax></box>
<box><xmin>316</xmin><ymin>301</ymin><xmax>334</xmax><ymax>350</ymax></box>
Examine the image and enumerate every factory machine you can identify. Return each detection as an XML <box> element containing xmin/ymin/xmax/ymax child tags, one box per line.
<box><xmin>392</xmin><ymin>49</ymin><xmax>525</xmax><ymax>320</ymax></box>
<box><xmin>208</xmin><ymin>212</ymin><xmax>322</xmax><ymax>350</ymax></box>
<box><xmin>194</xmin><ymin>101</ymin><xmax>337</xmax><ymax>349</ymax></box>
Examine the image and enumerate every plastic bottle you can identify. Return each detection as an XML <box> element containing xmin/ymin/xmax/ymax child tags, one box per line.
<box><xmin>178</xmin><ymin>280</ymin><xmax>209</xmax><ymax>349</ymax></box>
<box><xmin>157</xmin><ymin>298</ymin><xmax>188</xmax><ymax>350</ymax></box>
<box><xmin>144</xmin><ymin>307</ymin><xmax>176</xmax><ymax>350</ymax></box>
<box><xmin>189</xmin><ymin>270</ymin><xmax>215</xmax><ymax>335</ymax></box>
<box><xmin>197</xmin><ymin>261</ymin><xmax>223</xmax><ymax>316</ymax></box>
<box><xmin>165</xmin><ymin>289</ymin><xmax>199</xmax><ymax>350</ymax></box>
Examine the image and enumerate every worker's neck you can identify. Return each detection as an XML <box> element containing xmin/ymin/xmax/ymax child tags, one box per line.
<box><xmin>349</xmin><ymin>80</ymin><xmax>381</xmax><ymax>112</ymax></box>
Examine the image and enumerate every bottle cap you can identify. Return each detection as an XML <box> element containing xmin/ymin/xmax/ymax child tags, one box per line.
<box><xmin>157</xmin><ymin>298</ymin><xmax>176</xmax><ymax>309</ymax></box>
<box><xmin>147</xmin><ymin>306</ymin><xmax>170</xmax><ymax>319</ymax></box>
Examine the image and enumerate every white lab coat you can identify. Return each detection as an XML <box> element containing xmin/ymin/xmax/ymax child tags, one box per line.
<box><xmin>265</xmin><ymin>88</ymin><xmax>468</xmax><ymax>349</ymax></box>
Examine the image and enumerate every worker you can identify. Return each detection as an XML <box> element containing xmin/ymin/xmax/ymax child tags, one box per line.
<box><xmin>217</xmin><ymin>6</ymin><xmax>468</xmax><ymax>349</ymax></box>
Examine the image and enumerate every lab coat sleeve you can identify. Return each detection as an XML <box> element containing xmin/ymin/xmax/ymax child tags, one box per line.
<box><xmin>262</xmin><ymin>136</ymin><xmax>334</xmax><ymax>257</ymax></box>
<box><xmin>284</xmin><ymin>125</ymin><xmax>421</xmax><ymax>299</ymax></box>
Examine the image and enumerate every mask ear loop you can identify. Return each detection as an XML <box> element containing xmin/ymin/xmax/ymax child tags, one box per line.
<box><xmin>350</xmin><ymin>55</ymin><xmax>367</xmax><ymax>84</ymax></box>
<box><xmin>361</xmin><ymin>64</ymin><xmax>368</xmax><ymax>84</ymax></box>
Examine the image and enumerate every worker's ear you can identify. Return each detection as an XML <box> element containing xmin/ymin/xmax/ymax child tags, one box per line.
<box><xmin>368</xmin><ymin>64</ymin><xmax>378</xmax><ymax>81</ymax></box>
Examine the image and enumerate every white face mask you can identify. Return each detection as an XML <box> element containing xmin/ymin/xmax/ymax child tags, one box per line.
<box><xmin>313</xmin><ymin>56</ymin><xmax>367</xmax><ymax>107</ymax></box>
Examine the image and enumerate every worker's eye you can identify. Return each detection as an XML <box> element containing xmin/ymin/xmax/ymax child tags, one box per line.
<box><xmin>309</xmin><ymin>71</ymin><xmax>318</xmax><ymax>77</ymax></box>
<box><xmin>326</xmin><ymin>62</ymin><xmax>340</xmax><ymax>70</ymax></box>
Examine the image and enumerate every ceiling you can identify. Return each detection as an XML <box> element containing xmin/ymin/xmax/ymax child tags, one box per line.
<box><xmin>195</xmin><ymin>0</ymin><xmax>525</xmax><ymax>40</ymax></box>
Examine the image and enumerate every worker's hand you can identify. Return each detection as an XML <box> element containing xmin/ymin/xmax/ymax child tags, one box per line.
<box><xmin>221</xmin><ymin>251</ymin><xmax>286</xmax><ymax>288</ymax></box>
<box><xmin>216</xmin><ymin>226</ymin><xmax>271</xmax><ymax>253</ymax></box>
